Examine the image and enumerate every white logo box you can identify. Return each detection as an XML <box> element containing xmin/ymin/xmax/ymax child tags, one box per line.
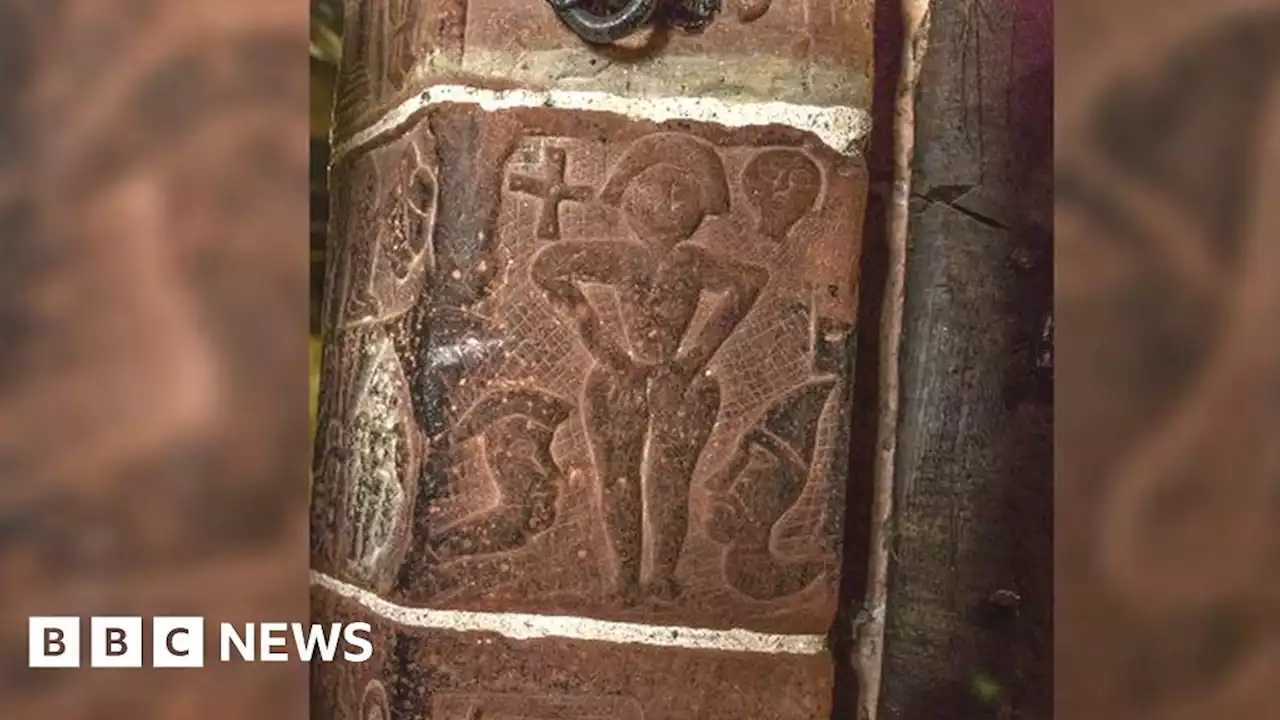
<box><xmin>28</xmin><ymin>616</ymin><xmax>205</xmax><ymax>668</ymax></box>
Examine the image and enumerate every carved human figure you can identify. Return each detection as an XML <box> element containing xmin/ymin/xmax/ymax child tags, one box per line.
<box><xmin>429</xmin><ymin>389</ymin><xmax>573</xmax><ymax>561</ymax></box>
<box><xmin>703</xmin><ymin>377</ymin><xmax>836</xmax><ymax>600</ymax></box>
<box><xmin>528</xmin><ymin>133</ymin><xmax>768</xmax><ymax>602</ymax></box>
<box><xmin>741</xmin><ymin>148</ymin><xmax>822</xmax><ymax>241</ymax></box>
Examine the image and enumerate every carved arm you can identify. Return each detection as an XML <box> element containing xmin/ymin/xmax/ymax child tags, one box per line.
<box><xmin>672</xmin><ymin>243</ymin><xmax>769</xmax><ymax>374</ymax></box>
<box><xmin>529</xmin><ymin>241</ymin><xmax>644</xmax><ymax>370</ymax></box>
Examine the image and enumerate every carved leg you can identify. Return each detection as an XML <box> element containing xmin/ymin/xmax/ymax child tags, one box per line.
<box><xmin>583</xmin><ymin>363</ymin><xmax>648</xmax><ymax>602</ymax></box>
<box><xmin>644</xmin><ymin>370</ymin><xmax>721</xmax><ymax>601</ymax></box>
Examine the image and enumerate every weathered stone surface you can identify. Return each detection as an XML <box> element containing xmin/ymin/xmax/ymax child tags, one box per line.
<box><xmin>313</xmin><ymin>591</ymin><xmax>836</xmax><ymax>719</ymax></box>
<box><xmin>313</xmin><ymin>2</ymin><xmax>872</xmax><ymax>716</ymax></box>
<box><xmin>312</xmin><ymin>103</ymin><xmax>866</xmax><ymax>634</ymax></box>
<box><xmin>331</xmin><ymin>0</ymin><xmax>875</xmax><ymax>143</ymax></box>
<box><xmin>1057</xmin><ymin>5</ymin><xmax>1280</xmax><ymax>720</ymax></box>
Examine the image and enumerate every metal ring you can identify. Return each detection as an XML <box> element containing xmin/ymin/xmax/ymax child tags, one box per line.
<box><xmin>549</xmin><ymin>0</ymin><xmax>660</xmax><ymax>44</ymax></box>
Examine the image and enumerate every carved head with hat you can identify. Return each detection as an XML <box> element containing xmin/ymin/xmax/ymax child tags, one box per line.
<box><xmin>599</xmin><ymin>133</ymin><xmax>730</xmax><ymax>252</ymax></box>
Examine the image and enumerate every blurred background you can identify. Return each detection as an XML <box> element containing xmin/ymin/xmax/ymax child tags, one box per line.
<box><xmin>1057</xmin><ymin>1</ymin><xmax>1280</xmax><ymax>718</ymax></box>
<box><xmin>311</xmin><ymin>0</ymin><xmax>343</xmax><ymax>432</ymax></box>
<box><xmin>0</xmin><ymin>1</ymin><xmax>311</xmax><ymax>717</ymax></box>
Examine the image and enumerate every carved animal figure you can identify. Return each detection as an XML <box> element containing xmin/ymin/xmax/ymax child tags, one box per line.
<box><xmin>430</xmin><ymin>389</ymin><xmax>573</xmax><ymax>561</ymax></box>
<box><xmin>704</xmin><ymin>377</ymin><xmax>836</xmax><ymax>600</ymax></box>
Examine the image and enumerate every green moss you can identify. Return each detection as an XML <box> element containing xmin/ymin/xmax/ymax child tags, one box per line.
<box><xmin>970</xmin><ymin>670</ymin><xmax>1003</xmax><ymax>704</ymax></box>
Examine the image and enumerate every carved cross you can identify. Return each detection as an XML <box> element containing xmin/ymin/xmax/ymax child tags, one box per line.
<box><xmin>507</xmin><ymin>146</ymin><xmax>593</xmax><ymax>240</ymax></box>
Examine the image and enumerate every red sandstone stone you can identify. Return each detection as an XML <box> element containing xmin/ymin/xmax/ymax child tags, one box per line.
<box><xmin>312</xmin><ymin>3</ymin><xmax>872</xmax><ymax>717</ymax></box>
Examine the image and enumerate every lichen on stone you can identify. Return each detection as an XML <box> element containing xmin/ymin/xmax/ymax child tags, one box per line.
<box><xmin>344</xmin><ymin>332</ymin><xmax>409</xmax><ymax>583</ymax></box>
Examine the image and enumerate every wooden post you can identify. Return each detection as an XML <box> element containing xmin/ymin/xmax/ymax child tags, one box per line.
<box><xmin>876</xmin><ymin>0</ymin><xmax>1053</xmax><ymax>717</ymax></box>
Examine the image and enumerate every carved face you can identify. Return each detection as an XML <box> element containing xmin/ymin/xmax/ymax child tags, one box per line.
<box><xmin>742</xmin><ymin>149</ymin><xmax>821</xmax><ymax>241</ymax></box>
<box><xmin>620</xmin><ymin>164</ymin><xmax>706</xmax><ymax>251</ymax></box>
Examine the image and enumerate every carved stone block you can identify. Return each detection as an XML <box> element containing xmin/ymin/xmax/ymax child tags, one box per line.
<box><xmin>330</xmin><ymin>0</ymin><xmax>874</xmax><ymax>145</ymax></box>
<box><xmin>314</xmin><ymin>0</ymin><xmax>873</xmax><ymax>707</ymax></box>
<box><xmin>312</xmin><ymin>103</ymin><xmax>866</xmax><ymax>636</ymax></box>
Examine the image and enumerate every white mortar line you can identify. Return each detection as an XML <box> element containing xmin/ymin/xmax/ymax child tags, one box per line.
<box><xmin>332</xmin><ymin>84</ymin><xmax>871</xmax><ymax>160</ymax></box>
<box><xmin>312</xmin><ymin>570</ymin><xmax>829</xmax><ymax>655</ymax></box>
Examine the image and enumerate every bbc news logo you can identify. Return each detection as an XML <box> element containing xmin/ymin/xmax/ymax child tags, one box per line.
<box><xmin>29</xmin><ymin>617</ymin><xmax>373</xmax><ymax>668</ymax></box>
